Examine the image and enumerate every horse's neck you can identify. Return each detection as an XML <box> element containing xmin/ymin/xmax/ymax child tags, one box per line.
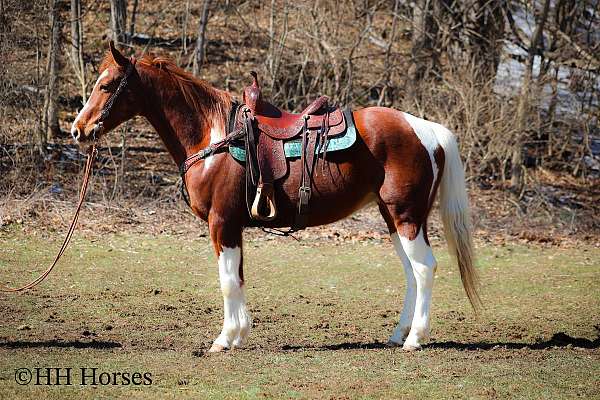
<box><xmin>141</xmin><ymin>74</ymin><xmax>228</xmax><ymax>166</ymax></box>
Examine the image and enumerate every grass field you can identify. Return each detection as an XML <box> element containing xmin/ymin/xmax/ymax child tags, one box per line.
<box><xmin>0</xmin><ymin>226</ymin><xmax>599</xmax><ymax>399</ymax></box>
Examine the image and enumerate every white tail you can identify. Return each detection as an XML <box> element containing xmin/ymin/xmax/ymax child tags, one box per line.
<box><xmin>433</xmin><ymin>125</ymin><xmax>481</xmax><ymax>310</ymax></box>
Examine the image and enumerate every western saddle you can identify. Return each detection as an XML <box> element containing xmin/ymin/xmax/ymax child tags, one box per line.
<box><xmin>179</xmin><ymin>71</ymin><xmax>349</xmax><ymax>231</ymax></box>
<box><xmin>238</xmin><ymin>72</ymin><xmax>347</xmax><ymax>229</ymax></box>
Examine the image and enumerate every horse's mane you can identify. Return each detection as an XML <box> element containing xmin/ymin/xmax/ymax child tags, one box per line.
<box><xmin>101</xmin><ymin>52</ymin><xmax>230</xmax><ymax>121</ymax></box>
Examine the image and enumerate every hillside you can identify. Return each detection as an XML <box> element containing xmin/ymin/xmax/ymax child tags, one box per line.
<box><xmin>1</xmin><ymin>0</ymin><xmax>599</xmax><ymax>242</ymax></box>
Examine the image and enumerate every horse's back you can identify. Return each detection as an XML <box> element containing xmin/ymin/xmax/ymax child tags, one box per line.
<box><xmin>259</xmin><ymin>107</ymin><xmax>442</xmax><ymax>228</ymax></box>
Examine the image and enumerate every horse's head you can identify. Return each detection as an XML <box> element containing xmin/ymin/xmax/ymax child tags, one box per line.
<box><xmin>71</xmin><ymin>41</ymin><xmax>143</xmax><ymax>143</ymax></box>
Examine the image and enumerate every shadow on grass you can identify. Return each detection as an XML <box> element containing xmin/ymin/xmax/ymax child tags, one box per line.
<box><xmin>280</xmin><ymin>332</ymin><xmax>600</xmax><ymax>352</ymax></box>
<box><xmin>0</xmin><ymin>340</ymin><xmax>122</xmax><ymax>350</ymax></box>
<box><xmin>281</xmin><ymin>342</ymin><xmax>389</xmax><ymax>352</ymax></box>
<box><xmin>427</xmin><ymin>332</ymin><xmax>600</xmax><ymax>351</ymax></box>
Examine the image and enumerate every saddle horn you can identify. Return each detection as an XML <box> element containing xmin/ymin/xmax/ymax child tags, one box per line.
<box><xmin>243</xmin><ymin>71</ymin><xmax>262</xmax><ymax>114</ymax></box>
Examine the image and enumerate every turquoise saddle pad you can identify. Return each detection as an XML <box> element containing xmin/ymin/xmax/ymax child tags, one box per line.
<box><xmin>228</xmin><ymin>116</ymin><xmax>357</xmax><ymax>162</ymax></box>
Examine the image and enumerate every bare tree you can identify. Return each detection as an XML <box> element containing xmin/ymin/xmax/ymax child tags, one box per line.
<box><xmin>110</xmin><ymin>0</ymin><xmax>128</xmax><ymax>45</ymax></box>
<box><xmin>408</xmin><ymin>0</ymin><xmax>440</xmax><ymax>102</ymax></box>
<box><xmin>378</xmin><ymin>0</ymin><xmax>400</xmax><ymax>106</ymax></box>
<box><xmin>43</xmin><ymin>0</ymin><xmax>61</xmax><ymax>140</ymax></box>
<box><xmin>129</xmin><ymin>0</ymin><xmax>138</xmax><ymax>39</ymax></box>
<box><xmin>69</xmin><ymin>0</ymin><xmax>86</xmax><ymax>103</ymax></box>
<box><xmin>192</xmin><ymin>0</ymin><xmax>211</xmax><ymax>76</ymax></box>
<box><xmin>510</xmin><ymin>0</ymin><xmax>552</xmax><ymax>191</ymax></box>
<box><xmin>468</xmin><ymin>0</ymin><xmax>506</xmax><ymax>79</ymax></box>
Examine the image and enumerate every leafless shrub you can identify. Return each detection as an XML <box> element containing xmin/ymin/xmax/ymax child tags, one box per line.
<box><xmin>0</xmin><ymin>0</ymin><xmax>597</xmax><ymax>233</ymax></box>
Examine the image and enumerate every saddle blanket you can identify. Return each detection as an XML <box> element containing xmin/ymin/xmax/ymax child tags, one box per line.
<box><xmin>228</xmin><ymin>109</ymin><xmax>357</xmax><ymax>162</ymax></box>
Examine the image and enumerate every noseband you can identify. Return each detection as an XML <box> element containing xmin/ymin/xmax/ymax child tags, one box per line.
<box><xmin>92</xmin><ymin>59</ymin><xmax>137</xmax><ymax>138</ymax></box>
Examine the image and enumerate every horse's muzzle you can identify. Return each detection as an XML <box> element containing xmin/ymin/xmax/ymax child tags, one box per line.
<box><xmin>71</xmin><ymin>122</ymin><xmax>103</xmax><ymax>144</ymax></box>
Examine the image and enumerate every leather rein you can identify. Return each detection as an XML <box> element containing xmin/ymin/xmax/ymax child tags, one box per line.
<box><xmin>1</xmin><ymin>60</ymin><xmax>136</xmax><ymax>293</ymax></box>
<box><xmin>1</xmin><ymin>146</ymin><xmax>96</xmax><ymax>292</ymax></box>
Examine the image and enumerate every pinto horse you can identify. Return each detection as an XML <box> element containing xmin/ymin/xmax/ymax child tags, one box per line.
<box><xmin>72</xmin><ymin>42</ymin><xmax>480</xmax><ymax>352</ymax></box>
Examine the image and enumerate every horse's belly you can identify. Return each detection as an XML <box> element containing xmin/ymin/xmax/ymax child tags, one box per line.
<box><xmin>266</xmin><ymin>141</ymin><xmax>384</xmax><ymax>228</ymax></box>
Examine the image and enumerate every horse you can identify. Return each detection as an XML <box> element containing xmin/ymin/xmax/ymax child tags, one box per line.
<box><xmin>71</xmin><ymin>42</ymin><xmax>480</xmax><ymax>352</ymax></box>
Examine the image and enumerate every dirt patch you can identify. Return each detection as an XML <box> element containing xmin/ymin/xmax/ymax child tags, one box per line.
<box><xmin>0</xmin><ymin>231</ymin><xmax>598</xmax><ymax>398</ymax></box>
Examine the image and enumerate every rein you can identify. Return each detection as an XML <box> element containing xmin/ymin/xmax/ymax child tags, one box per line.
<box><xmin>1</xmin><ymin>144</ymin><xmax>97</xmax><ymax>292</ymax></box>
<box><xmin>2</xmin><ymin>58</ymin><xmax>136</xmax><ymax>293</ymax></box>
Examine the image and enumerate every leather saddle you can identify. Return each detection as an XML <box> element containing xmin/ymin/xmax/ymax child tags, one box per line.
<box><xmin>238</xmin><ymin>72</ymin><xmax>347</xmax><ymax>227</ymax></box>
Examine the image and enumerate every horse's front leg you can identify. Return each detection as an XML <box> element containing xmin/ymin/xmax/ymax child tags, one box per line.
<box><xmin>208</xmin><ymin>220</ymin><xmax>251</xmax><ymax>352</ymax></box>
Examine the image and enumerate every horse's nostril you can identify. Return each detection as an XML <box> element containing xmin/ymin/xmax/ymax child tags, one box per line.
<box><xmin>71</xmin><ymin>126</ymin><xmax>82</xmax><ymax>142</ymax></box>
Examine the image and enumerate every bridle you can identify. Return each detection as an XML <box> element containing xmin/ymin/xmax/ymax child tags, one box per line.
<box><xmin>1</xmin><ymin>59</ymin><xmax>136</xmax><ymax>293</ymax></box>
<box><xmin>92</xmin><ymin>59</ymin><xmax>137</xmax><ymax>139</ymax></box>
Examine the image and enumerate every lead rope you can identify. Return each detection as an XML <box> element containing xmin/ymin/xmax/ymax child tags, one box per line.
<box><xmin>1</xmin><ymin>143</ymin><xmax>97</xmax><ymax>293</ymax></box>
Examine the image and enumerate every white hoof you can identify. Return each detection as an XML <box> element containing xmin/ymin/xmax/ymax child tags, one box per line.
<box><xmin>208</xmin><ymin>343</ymin><xmax>227</xmax><ymax>353</ymax></box>
<box><xmin>402</xmin><ymin>339</ymin><xmax>423</xmax><ymax>351</ymax></box>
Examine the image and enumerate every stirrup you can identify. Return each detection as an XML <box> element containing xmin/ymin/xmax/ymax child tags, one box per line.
<box><xmin>251</xmin><ymin>183</ymin><xmax>277</xmax><ymax>221</ymax></box>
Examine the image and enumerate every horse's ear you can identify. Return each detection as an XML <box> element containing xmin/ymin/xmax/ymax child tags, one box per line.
<box><xmin>108</xmin><ymin>40</ymin><xmax>129</xmax><ymax>68</ymax></box>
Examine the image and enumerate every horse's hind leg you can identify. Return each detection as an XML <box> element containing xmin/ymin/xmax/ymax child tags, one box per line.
<box><xmin>390</xmin><ymin>233</ymin><xmax>418</xmax><ymax>345</ymax></box>
<box><xmin>379</xmin><ymin>204</ymin><xmax>436</xmax><ymax>351</ymax></box>
<box><xmin>379</xmin><ymin>204</ymin><xmax>416</xmax><ymax>345</ymax></box>
<box><xmin>397</xmin><ymin>225</ymin><xmax>436</xmax><ymax>350</ymax></box>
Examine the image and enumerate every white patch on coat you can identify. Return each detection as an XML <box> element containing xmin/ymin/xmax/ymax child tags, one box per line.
<box><xmin>203</xmin><ymin>123</ymin><xmax>225</xmax><ymax>170</ymax></box>
<box><xmin>402</xmin><ymin>112</ymin><xmax>441</xmax><ymax>203</ymax></box>
<box><xmin>71</xmin><ymin>69</ymin><xmax>110</xmax><ymax>136</ymax></box>
<box><xmin>397</xmin><ymin>230</ymin><xmax>436</xmax><ymax>350</ymax></box>
<box><xmin>212</xmin><ymin>246</ymin><xmax>251</xmax><ymax>349</ymax></box>
<box><xmin>389</xmin><ymin>233</ymin><xmax>417</xmax><ymax>345</ymax></box>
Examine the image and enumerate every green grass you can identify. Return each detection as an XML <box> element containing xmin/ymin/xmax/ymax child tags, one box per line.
<box><xmin>0</xmin><ymin>226</ymin><xmax>599</xmax><ymax>399</ymax></box>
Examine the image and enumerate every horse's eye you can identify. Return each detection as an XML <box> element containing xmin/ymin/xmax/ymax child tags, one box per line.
<box><xmin>100</xmin><ymin>81</ymin><xmax>118</xmax><ymax>92</ymax></box>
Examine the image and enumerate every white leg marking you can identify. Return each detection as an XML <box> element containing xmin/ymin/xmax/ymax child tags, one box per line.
<box><xmin>203</xmin><ymin>124</ymin><xmax>225</xmax><ymax>170</ymax></box>
<box><xmin>212</xmin><ymin>246</ymin><xmax>251</xmax><ymax>350</ymax></box>
<box><xmin>402</xmin><ymin>112</ymin><xmax>440</xmax><ymax>203</ymax></box>
<box><xmin>389</xmin><ymin>233</ymin><xmax>416</xmax><ymax>345</ymax></box>
<box><xmin>399</xmin><ymin>230</ymin><xmax>436</xmax><ymax>351</ymax></box>
<box><xmin>71</xmin><ymin>69</ymin><xmax>109</xmax><ymax>136</ymax></box>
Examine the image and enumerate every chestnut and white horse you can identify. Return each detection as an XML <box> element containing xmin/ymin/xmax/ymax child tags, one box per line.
<box><xmin>72</xmin><ymin>42</ymin><xmax>480</xmax><ymax>352</ymax></box>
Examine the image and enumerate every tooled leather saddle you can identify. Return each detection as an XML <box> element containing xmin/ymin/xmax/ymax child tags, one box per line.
<box><xmin>179</xmin><ymin>71</ymin><xmax>352</xmax><ymax>231</ymax></box>
<box><xmin>237</xmin><ymin>72</ymin><xmax>347</xmax><ymax>229</ymax></box>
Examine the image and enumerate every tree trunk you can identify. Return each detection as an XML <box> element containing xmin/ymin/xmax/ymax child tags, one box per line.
<box><xmin>70</xmin><ymin>0</ymin><xmax>86</xmax><ymax>103</ymax></box>
<box><xmin>408</xmin><ymin>0</ymin><xmax>440</xmax><ymax>102</ymax></box>
<box><xmin>182</xmin><ymin>0</ymin><xmax>190</xmax><ymax>55</ymax></box>
<box><xmin>510</xmin><ymin>0</ymin><xmax>552</xmax><ymax>191</ymax></box>
<box><xmin>129</xmin><ymin>0</ymin><xmax>138</xmax><ymax>39</ymax></box>
<box><xmin>470</xmin><ymin>0</ymin><xmax>506</xmax><ymax>80</ymax></box>
<box><xmin>110</xmin><ymin>0</ymin><xmax>128</xmax><ymax>45</ymax></box>
<box><xmin>34</xmin><ymin>13</ymin><xmax>45</xmax><ymax>153</ymax></box>
<box><xmin>192</xmin><ymin>0</ymin><xmax>211</xmax><ymax>76</ymax></box>
<box><xmin>0</xmin><ymin>0</ymin><xmax>6</xmax><ymax>28</ymax></box>
<box><xmin>378</xmin><ymin>0</ymin><xmax>400</xmax><ymax>106</ymax></box>
<box><xmin>43</xmin><ymin>0</ymin><xmax>61</xmax><ymax>140</ymax></box>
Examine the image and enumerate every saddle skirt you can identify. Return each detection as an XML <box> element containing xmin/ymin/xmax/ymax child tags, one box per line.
<box><xmin>227</xmin><ymin>71</ymin><xmax>357</xmax><ymax>226</ymax></box>
<box><xmin>231</xmin><ymin>105</ymin><xmax>349</xmax><ymax>182</ymax></box>
<box><xmin>228</xmin><ymin>109</ymin><xmax>356</xmax><ymax>164</ymax></box>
